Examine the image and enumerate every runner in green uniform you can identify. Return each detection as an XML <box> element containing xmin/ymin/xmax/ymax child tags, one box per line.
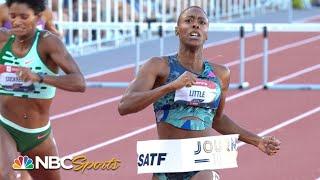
<box><xmin>0</xmin><ymin>0</ymin><xmax>85</xmax><ymax>179</ymax></box>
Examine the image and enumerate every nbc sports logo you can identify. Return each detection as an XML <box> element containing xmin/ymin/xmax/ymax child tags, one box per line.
<box><xmin>11</xmin><ymin>155</ymin><xmax>121</xmax><ymax>172</ymax></box>
<box><xmin>12</xmin><ymin>156</ymin><xmax>34</xmax><ymax>170</ymax></box>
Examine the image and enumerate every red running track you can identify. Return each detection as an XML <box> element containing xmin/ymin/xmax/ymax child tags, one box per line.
<box><xmin>47</xmin><ymin>20</ymin><xmax>320</xmax><ymax>180</ymax></box>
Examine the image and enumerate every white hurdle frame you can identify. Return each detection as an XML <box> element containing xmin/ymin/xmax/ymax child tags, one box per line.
<box><xmin>256</xmin><ymin>23</ymin><xmax>320</xmax><ymax>90</ymax></box>
<box><xmin>50</xmin><ymin>0</ymin><xmax>289</xmax><ymax>56</ymax></box>
<box><xmin>229</xmin><ymin>25</ymin><xmax>250</xmax><ymax>89</ymax></box>
<box><xmin>86</xmin><ymin>22</ymin><xmax>253</xmax><ymax>89</ymax></box>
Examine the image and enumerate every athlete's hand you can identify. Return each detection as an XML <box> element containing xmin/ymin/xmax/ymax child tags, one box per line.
<box><xmin>257</xmin><ymin>136</ymin><xmax>281</xmax><ymax>156</ymax></box>
<box><xmin>170</xmin><ymin>71</ymin><xmax>197</xmax><ymax>90</ymax></box>
<box><xmin>16</xmin><ymin>67</ymin><xmax>40</xmax><ymax>83</ymax></box>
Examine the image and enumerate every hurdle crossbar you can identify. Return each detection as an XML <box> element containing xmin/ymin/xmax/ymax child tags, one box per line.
<box><xmin>86</xmin><ymin>82</ymin><xmax>130</xmax><ymax>88</ymax></box>
<box><xmin>86</xmin><ymin>23</ymin><xmax>253</xmax><ymax>89</ymax></box>
<box><xmin>256</xmin><ymin>23</ymin><xmax>320</xmax><ymax>90</ymax></box>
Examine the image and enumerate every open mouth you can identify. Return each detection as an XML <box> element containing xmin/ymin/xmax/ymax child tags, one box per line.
<box><xmin>12</xmin><ymin>28</ymin><xmax>25</xmax><ymax>32</ymax></box>
<box><xmin>189</xmin><ymin>31</ymin><xmax>200</xmax><ymax>38</ymax></box>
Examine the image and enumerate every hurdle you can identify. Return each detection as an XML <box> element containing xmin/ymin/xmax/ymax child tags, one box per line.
<box><xmin>255</xmin><ymin>23</ymin><xmax>320</xmax><ymax>90</ymax></box>
<box><xmin>85</xmin><ymin>22</ymin><xmax>253</xmax><ymax>89</ymax></box>
<box><xmin>144</xmin><ymin>22</ymin><xmax>252</xmax><ymax>89</ymax></box>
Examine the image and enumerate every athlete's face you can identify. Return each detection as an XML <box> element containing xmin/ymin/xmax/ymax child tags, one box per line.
<box><xmin>176</xmin><ymin>8</ymin><xmax>209</xmax><ymax>47</ymax></box>
<box><xmin>8</xmin><ymin>3</ymin><xmax>40</xmax><ymax>36</ymax></box>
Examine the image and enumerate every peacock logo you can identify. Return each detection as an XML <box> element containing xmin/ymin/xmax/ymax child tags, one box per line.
<box><xmin>12</xmin><ymin>156</ymin><xmax>34</xmax><ymax>170</ymax></box>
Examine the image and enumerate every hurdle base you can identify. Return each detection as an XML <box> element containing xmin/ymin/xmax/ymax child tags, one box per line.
<box><xmin>86</xmin><ymin>81</ymin><xmax>130</xmax><ymax>88</ymax></box>
<box><xmin>87</xmin><ymin>81</ymin><xmax>252</xmax><ymax>89</ymax></box>
<box><xmin>229</xmin><ymin>82</ymin><xmax>250</xmax><ymax>89</ymax></box>
<box><xmin>264</xmin><ymin>83</ymin><xmax>320</xmax><ymax>90</ymax></box>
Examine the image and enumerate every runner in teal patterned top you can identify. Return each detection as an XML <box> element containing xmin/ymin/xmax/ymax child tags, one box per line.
<box><xmin>119</xmin><ymin>6</ymin><xmax>281</xmax><ymax>180</ymax></box>
<box><xmin>153</xmin><ymin>54</ymin><xmax>221</xmax><ymax>130</ymax></box>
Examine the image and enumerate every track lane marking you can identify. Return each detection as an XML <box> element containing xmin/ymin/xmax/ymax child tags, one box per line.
<box><xmin>62</xmin><ymin>64</ymin><xmax>320</xmax><ymax>158</ymax></box>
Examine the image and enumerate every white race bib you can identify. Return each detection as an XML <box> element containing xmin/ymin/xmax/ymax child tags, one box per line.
<box><xmin>174</xmin><ymin>79</ymin><xmax>218</xmax><ymax>108</ymax></box>
<box><xmin>0</xmin><ymin>65</ymin><xmax>34</xmax><ymax>92</ymax></box>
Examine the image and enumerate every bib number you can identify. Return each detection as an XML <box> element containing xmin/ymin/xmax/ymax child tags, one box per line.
<box><xmin>174</xmin><ymin>80</ymin><xmax>218</xmax><ymax>108</ymax></box>
<box><xmin>0</xmin><ymin>65</ymin><xmax>35</xmax><ymax>92</ymax></box>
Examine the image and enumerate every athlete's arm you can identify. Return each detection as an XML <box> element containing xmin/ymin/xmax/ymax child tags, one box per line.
<box><xmin>211</xmin><ymin>64</ymin><xmax>261</xmax><ymax>144</ymax></box>
<box><xmin>36</xmin><ymin>32</ymin><xmax>85</xmax><ymax>92</ymax></box>
<box><xmin>211</xmin><ymin>64</ymin><xmax>280</xmax><ymax>155</ymax></box>
<box><xmin>118</xmin><ymin>57</ymin><xmax>173</xmax><ymax>115</ymax></box>
<box><xmin>216</xmin><ymin>114</ymin><xmax>262</xmax><ymax>146</ymax></box>
<box><xmin>118</xmin><ymin>57</ymin><xmax>196</xmax><ymax>115</ymax></box>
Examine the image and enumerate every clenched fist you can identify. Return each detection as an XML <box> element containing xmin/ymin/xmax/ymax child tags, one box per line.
<box><xmin>257</xmin><ymin>136</ymin><xmax>281</xmax><ymax>156</ymax></box>
<box><xmin>16</xmin><ymin>67</ymin><xmax>41</xmax><ymax>83</ymax></box>
<box><xmin>170</xmin><ymin>71</ymin><xmax>197</xmax><ymax>90</ymax></box>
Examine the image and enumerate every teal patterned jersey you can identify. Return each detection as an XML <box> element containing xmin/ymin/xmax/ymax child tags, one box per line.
<box><xmin>153</xmin><ymin>54</ymin><xmax>222</xmax><ymax>130</ymax></box>
<box><xmin>0</xmin><ymin>30</ymin><xmax>57</xmax><ymax>99</ymax></box>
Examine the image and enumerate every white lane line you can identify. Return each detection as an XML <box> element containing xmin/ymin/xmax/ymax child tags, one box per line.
<box><xmin>62</xmin><ymin>64</ymin><xmax>320</xmax><ymax>158</ymax></box>
<box><xmin>227</xmin><ymin>64</ymin><xmax>320</xmax><ymax>101</ymax></box>
<box><xmin>52</xmin><ymin>36</ymin><xmax>320</xmax><ymax>121</ymax></box>
<box><xmin>64</xmin><ymin>124</ymin><xmax>156</xmax><ymax>158</ymax></box>
<box><xmin>85</xmin><ymin>64</ymin><xmax>135</xmax><ymax>79</ymax></box>
<box><xmin>50</xmin><ymin>96</ymin><xmax>122</xmax><ymax>120</ymax></box>
<box><xmin>238</xmin><ymin>106</ymin><xmax>320</xmax><ymax>147</ymax></box>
